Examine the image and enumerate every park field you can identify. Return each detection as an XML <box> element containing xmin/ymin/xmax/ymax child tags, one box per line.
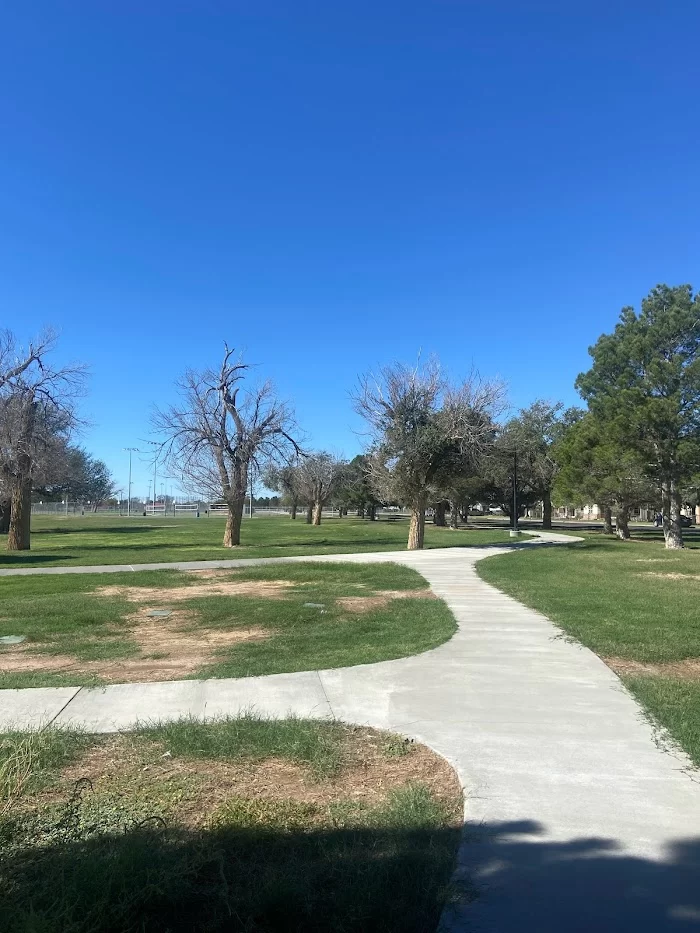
<box><xmin>0</xmin><ymin>560</ymin><xmax>458</xmax><ymax>689</ymax></box>
<box><xmin>477</xmin><ymin>530</ymin><xmax>700</xmax><ymax>765</ymax></box>
<box><xmin>0</xmin><ymin>513</ymin><xmax>518</xmax><ymax>568</ymax></box>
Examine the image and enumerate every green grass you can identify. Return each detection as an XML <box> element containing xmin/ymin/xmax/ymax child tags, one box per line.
<box><xmin>0</xmin><ymin>561</ymin><xmax>457</xmax><ymax>688</ymax></box>
<box><xmin>0</xmin><ymin>513</ymin><xmax>519</xmax><ymax>568</ymax></box>
<box><xmin>624</xmin><ymin>676</ymin><xmax>700</xmax><ymax>764</ymax></box>
<box><xmin>477</xmin><ymin>532</ymin><xmax>700</xmax><ymax>764</ymax></box>
<box><xmin>136</xmin><ymin>715</ymin><xmax>348</xmax><ymax>779</ymax></box>
<box><xmin>1</xmin><ymin>729</ymin><xmax>90</xmax><ymax>808</ymax></box>
<box><xmin>477</xmin><ymin>533</ymin><xmax>700</xmax><ymax>662</ymax></box>
<box><xmin>0</xmin><ymin>718</ymin><xmax>462</xmax><ymax>933</ymax></box>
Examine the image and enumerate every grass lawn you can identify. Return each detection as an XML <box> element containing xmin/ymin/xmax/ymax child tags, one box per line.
<box><xmin>477</xmin><ymin>529</ymin><xmax>700</xmax><ymax>765</ymax></box>
<box><xmin>0</xmin><ymin>717</ymin><xmax>462</xmax><ymax>933</ymax></box>
<box><xmin>0</xmin><ymin>561</ymin><xmax>457</xmax><ymax>689</ymax></box>
<box><xmin>0</xmin><ymin>513</ymin><xmax>519</xmax><ymax>569</ymax></box>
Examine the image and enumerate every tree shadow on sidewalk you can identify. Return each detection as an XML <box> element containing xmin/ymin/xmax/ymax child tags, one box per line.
<box><xmin>443</xmin><ymin>818</ymin><xmax>700</xmax><ymax>932</ymax></box>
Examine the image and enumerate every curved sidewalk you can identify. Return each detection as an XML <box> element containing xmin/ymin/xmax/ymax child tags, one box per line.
<box><xmin>3</xmin><ymin>533</ymin><xmax>700</xmax><ymax>930</ymax></box>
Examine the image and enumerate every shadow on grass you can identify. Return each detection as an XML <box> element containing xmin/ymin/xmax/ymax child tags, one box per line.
<box><xmin>31</xmin><ymin>524</ymin><xmax>158</xmax><ymax>536</ymax></box>
<box><xmin>0</xmin><ymin>820</ymin><xmax>460</xmax><ymax>933</ymax></box>
<box><xmin>0</xmin><ymin>554</ymin><xmax>75</xmax><ymax>566</ymax></box>
<box><xmin>2</xmin><ymin>816</ymin><xmax>699</xmax><ymax>932</ymax></box>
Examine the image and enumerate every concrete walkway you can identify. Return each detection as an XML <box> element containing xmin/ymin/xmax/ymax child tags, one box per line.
<box><xmin>3</xmin><ymin>534</ymin><xmax>700</xmax><ymax>930</ymax></box>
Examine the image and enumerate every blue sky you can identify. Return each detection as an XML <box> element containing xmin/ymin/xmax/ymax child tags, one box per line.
<box><xmin>2</xmin><ymin>2</ymin><xmax>699</xmax><ymax>497</ymax></box>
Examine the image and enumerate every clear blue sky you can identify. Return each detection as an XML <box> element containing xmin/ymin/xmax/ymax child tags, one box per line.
<box><xmin>2</xmin><ymin>2</ymin><xmax>699</xmax><ymax>497</ymax></box>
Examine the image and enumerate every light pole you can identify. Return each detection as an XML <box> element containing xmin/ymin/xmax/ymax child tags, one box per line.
<box><xmin>123</xmin><ymin>448</ymin><xmax>139</xmax><ymax>517</ymax></box>
<box><xmin>145</xmin><ymin>441</ymin><xmax>161</xmax><ymax>515</ymax></box>
<box><xmin>510</xmin><ymin>449</ymin><xmax>519</xmax><ymax>538</ymax></box>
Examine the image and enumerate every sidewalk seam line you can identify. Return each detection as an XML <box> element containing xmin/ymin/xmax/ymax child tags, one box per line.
<box><xmin>46</xmin><ymin>686</ymin><xmax>83</xmax><ymax>728</ymax></box>
<box><xmin>317</xmin><ymin>672</ymin><xmax>336</xmax><ymax>720</ymax></box>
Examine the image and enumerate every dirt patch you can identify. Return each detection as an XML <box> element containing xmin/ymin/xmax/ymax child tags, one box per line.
<box><xmin>0</xmin><ymin>611</ymin><xmax>269</xmax><ymax>682</ymax></box>
<box><xmin>336</xmin><ymin>590</ymin><xmax>437</xmax><ymax>613</ymax></box>
<box><xmin>95</xmin><ymin>580</ymin><xmax>297</xmax><ymax>602</ymax></box>
<box><xmin>638</xmin><ymin>572</ymin><xmax>700</xmax><ymax>581</ymax></box>
<box><xmin>43</xmin><ymin>727</ymin><xmax>462</xmax><ymax>829</ymax></box>
<box><xmin>605</xmin><ymin>656</ymin><xmax>700</xmax><ymax>680</ymax></box>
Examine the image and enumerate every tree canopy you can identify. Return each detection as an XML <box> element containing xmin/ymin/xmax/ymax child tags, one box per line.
<box><xmin>576</xmin><ymin>284</ymin><xmax>700</xmax><ymax>548</ymax></box>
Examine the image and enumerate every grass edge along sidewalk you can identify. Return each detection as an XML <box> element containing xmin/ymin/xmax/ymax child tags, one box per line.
<box><xmin>476</xmin><ymin>533</ymin><xmax>700</xmax><ymax>767</ymax></box>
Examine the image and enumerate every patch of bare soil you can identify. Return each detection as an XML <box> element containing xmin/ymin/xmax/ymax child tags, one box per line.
<box><xmin>336</xmin><ymin>590</ymin><xmax>437</xmax><ymax>613</ymax></box>
<box><xmin>605</xmin><ymin>656</ymin><xmax>700</xmax><ymax>680</ymax></box>
<box><xmin>45</xmin><ymin>727</ymin><xmax>462</xmax><ymax>829</ymax></box>
<box><xmin>0</xmin><ymin>611</ymin><xmax>269</xmax><ymax>682</ymax></box>
<box><xmin>94</xmin><ymin>579</ymin><xmax>297</xmax><ymax>602</ymax></box>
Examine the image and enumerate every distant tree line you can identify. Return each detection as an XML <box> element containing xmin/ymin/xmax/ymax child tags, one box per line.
<box><xmin>3</xmin><ymin>283</ymin><xmax>698</xmax><ymax>552</ymax></box>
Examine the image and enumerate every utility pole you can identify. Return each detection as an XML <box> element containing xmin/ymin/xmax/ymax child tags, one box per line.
<box><xmin>144</xmin><ymin>441</ymin><xmax>160</xmax><ymax>515</ymax></box>
<box><xmin>510</xmin><ymin>449</ymin><xmax>519</xmax><ymax>538</ymax></box>
<box><xmin>123</xmin><ymin>448</ymin><xmax>139</xmax><ymax>518</ymax></box>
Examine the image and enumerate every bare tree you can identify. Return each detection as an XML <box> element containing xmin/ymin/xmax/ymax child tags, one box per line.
<box><xmin>154</xmin><ymin>346</ymin><xmax>302</xmax><ymax>547</ymax></box>
<box><xmin>354</xmin><ymin>359</ymin><xmax>505</xmax><ymax>550</ymax></box>
<box><xmin>296</xmin><ymin>452</ymin><xmax>344</xmax><ymax>525</ymax></box>
<box><xmin>0</xmin><ymin>329</ymin><xmax>86</xmax><ymax>550</ymax></box>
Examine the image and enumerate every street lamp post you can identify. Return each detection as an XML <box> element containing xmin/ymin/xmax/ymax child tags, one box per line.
<box><xmin>123</xmin><ymin>448</ymin><xmax>140</xmax><ymax>518</ymax></box>
<box><xmin>145</xmin><ymin>441</ymin><xmax>160</xmax><ymax>515</ymax></box>
<box><xmin>510</xmin><ymin>449</ymin><xmax>519</xmax><ymax>538</ymax></box>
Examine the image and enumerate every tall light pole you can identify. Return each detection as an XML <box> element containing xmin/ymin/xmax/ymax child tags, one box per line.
<box><xmin>145</xmin><ymin>441</ymin><xmax>160</xmax><ymax>515</ymax></box>
<box><xmin>510</xmin><ymin>449</ymin><xmax>519</xmax><ymax>538</ymax></box>
<box><xmin>123</xmin><ymin>448</ymin><xmax>139</xmax><ymax>518</ymax></box>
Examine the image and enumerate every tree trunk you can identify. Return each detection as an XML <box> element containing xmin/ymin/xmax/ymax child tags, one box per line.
<box><xmin>368</xmin><ymin>504</ymin><xmax>376</xmax><ymax>521</ymax></box>
<box><xmin>433</xmin><ymin>502</ymin><xmax>447</xmax><ymax>527</ymax></box>
<box><xmin>407</xmin><ymin>501</ymin><xmax>426</xmax><ymax>550</ymax></box>
<box><xmin>222</xmin><ymin>499</ymin><xmax>244</xmax><ymax>547</ymax></box>
<box><xmin>357</xmin><ymin>506</ymin><xmax>365</xmax><ymax>519</ymax></box>
<box><xmin>290</xmin><ymin>500</ymin><xmax>297</xmax><ymax>520</ymax></box>
<box><xmin>615</xmin><ymin>504</ymin><xmax>631</xmax><ymax>540</ymax></box>
<box><xmin>449</xmin><ymin>502</ymin><xmax>459</xmax><ymax>529</ymax></box>
<box><xmin>305</xmin><ymin>503</ymin><xmax>313</xmax><ymax>524</ymax></box>
<box><xmin>542</xmin><ymin>491</ymin><xmax>553</xmax><ymax>530</ymax></box>
<box><xmin>7</xmin><ymin>478</ymin><xmax>32</xmax><ymax>551</ymax></box>
<box><xmin>662</xmin><ymin>478</ymin><xmax>684</xmax><ymax>549</ymax></box>
<box><xmin>312</xmin><ymin>501</ymin><xmax>323</xmax><ymax>525</ymax></box>
<box><xmin>0</xmin><ymin>499</ymin><xmax>10</xmax><ymax>535</ymax></box>
<box><xmin>602</xmin><ymin>505</ymin><xmax>613</xmax><ymax>535</ymax></box>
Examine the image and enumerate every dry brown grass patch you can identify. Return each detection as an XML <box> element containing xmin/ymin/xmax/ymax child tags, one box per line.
<box><xmin>336</xmin><ymin>590</ymin><xmax>437</xmax><ymax>613</ymax></box>
<box><xmin>605</xmin><ymin>656</ymin><xmax>700</xmax><ymax>680</ymax></box>
<box><xmin>94</xmin><ymin>579</ymin><xmax>297</xmax><ymax>602</ymax></box>
<box><xmin>0</xmin><ymin>610</ymin><xmax>269</xmax><ymax>682</ymax></box>
<box><xmin>34</xmin><ymin>727</ymin><xmax>462</xmax><ymax>830</ymax></box>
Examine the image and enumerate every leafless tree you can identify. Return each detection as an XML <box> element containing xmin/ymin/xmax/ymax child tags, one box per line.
<box><xmin>296</xmin><ymin>452</ymin><xmax>344</xmax><ymax>525</ymax></box>
<box><xmin>0</xmin><ymin>329</ymin><xmax>86</xmax><ymax>550</ymax></box>
<box><xmin>354</xmin><ymin>358</ymin><xmax>505</xmax><ymax>549</ymax></box>
<box><xmin>154</xmin><ymin>346</ymin><xmax>303</xmax><ymax>547</ymax></box>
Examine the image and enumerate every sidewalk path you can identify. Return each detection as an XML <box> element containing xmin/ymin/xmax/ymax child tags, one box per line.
<box><xmin>2</xmin><ymin>533</ymin><xmax>700</xmax><ymax>931</ymax></box>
